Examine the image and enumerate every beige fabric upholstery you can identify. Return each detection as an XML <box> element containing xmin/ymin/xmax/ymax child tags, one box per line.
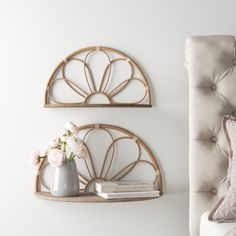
<box><xmin>185</xmin><ymin>35</ymin><xmax>236</xmax><ymax>236</ymax></box>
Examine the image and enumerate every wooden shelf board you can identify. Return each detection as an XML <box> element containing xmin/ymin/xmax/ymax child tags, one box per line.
<box><xmin>35</xmin><ymin>192</ymin><xmax>160</xmax><ymax>203</ymax></box>
<box><xmin>44</xmin><ymin>104</ymin><xmax>152</xmax><ymax>108</ymax></box>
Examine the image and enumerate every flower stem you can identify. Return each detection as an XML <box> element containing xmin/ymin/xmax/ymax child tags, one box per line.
<box><xmin>63</xmin><ymin>142</ymin><xmax>67</xmax><ymax>160</ymax></box>
<box><xmin>69</xmin><ymin>152</ymin><xmax>74</xmax><ymax>161</ymax></box>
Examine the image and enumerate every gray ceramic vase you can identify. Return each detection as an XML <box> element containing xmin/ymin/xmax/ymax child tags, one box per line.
<box><xmin>51</xmin><ymin>160</ymin><xmax>80</xmax><ymax>197</ymax></box>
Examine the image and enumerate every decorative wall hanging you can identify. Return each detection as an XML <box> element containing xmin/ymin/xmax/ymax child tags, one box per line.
<box><xmin>44</xmin><ymin>46</ymin><xmax>152</xmax><ymax>107</ymax></box>
<box><xmin>35</xmin><ymin>123</ymin><xmax>162</xmax><ymax>202</ymax></box>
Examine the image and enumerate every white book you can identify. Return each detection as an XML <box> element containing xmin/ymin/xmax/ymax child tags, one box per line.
<box><xmin>96</xmin><ymin>190</ymin><xmax>160</xmax><ymax>199</ymax></box>
<box><xmin>95</xmin><ymin>181</ymin><xmax>154</xmax><ymax>193</ymax></box>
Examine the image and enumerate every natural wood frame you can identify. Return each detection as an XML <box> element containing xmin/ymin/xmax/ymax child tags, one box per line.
<box><xmin>35</xmin><ymin>124</ymin><xmax>162</xmax><ymax>202</ymax></box>
<box><xmin>44</xmin><ymin>46</ymin><xmax>152</xmax><ymax>108</ymax></box>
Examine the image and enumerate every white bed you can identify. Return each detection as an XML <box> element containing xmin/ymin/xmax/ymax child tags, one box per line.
<box><xmin>200</xmin><ymin>211</ymin><xmax>235</xmax><ymax>236</ymax></box>
<box><xmin>185</xmin><ymin>35</ymin><xmax>236</xmax><ymax>236</ymax></box>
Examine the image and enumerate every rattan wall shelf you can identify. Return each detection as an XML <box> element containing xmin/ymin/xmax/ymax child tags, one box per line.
<box><xmin>35</xmin><ymin>124</ymin><xmax>162</xmax><ymax>203</ymax></box>
<box><xmin>44</xmin><ymin>46</ymin><xmax>152</xmax><ymax>108</ymax></box>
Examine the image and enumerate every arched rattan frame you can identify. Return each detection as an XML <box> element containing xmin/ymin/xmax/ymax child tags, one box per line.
<box><xmin>44</xmin><ymin>46</ymin><xmax>152</xmax><ymax>107</ymax></box>
<box><xmin>35</xmin><ymin>124</ymin><xmax>162</xmax><ymax>200</ymax></box>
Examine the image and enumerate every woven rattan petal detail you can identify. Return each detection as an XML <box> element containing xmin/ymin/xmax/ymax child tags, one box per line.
<box><xmin>44</xmin><ymin>46</ymin><xmax>152</xmax><ymax>107</ymax></box>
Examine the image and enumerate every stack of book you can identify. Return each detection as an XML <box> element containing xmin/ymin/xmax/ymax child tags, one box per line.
<box><xmin>95</xmin><ymin>181</ymin><xmax>160</xmax><ymax>199</ymax></box>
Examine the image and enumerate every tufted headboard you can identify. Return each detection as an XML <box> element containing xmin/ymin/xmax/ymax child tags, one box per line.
<box><xmin>185</xmin><ymin>35</ymin><xmax>236</xmax><ymax>236</ymax></box>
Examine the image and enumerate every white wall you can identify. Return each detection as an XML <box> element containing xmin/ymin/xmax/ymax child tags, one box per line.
<box><xmin>0</xmin><ymin>0</ymin><xmax>236</xmax><ymax>235</ymax></box>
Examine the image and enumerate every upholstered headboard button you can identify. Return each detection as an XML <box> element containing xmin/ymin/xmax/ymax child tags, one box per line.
<box><xmin>210</xmin><ymin>136</ymin><xmax>217</xmax><ymax>143</ymax></box>
<box><xmin>210</xmin><ymin>188</ymin><xmax>217</xmax><ymax>195</ymax></box>
<box><xmin>210</xmin><ymin>84</ymin><xmax>217</xmax><ymax>91</ymax></box>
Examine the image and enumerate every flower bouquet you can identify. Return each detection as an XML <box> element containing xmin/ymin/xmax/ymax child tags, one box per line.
<box><xmin>32</xmin><ymin>122</ymin><xmax>88</xmax><ymax>197</ymax></box>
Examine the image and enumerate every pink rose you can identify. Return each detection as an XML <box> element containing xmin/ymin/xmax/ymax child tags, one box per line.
<box><xmin>67</xmin><ymin>136</ymin><xmax>82</xmax><ymax>149</ymax></box>
<box><xmin>48</xmin><ymin>148</ymin><xmax>64</xmax><ymax>167</ymax></box>
<box><xmin>64</xmin><ymin>122</ymin><xmax>79</xmax><ymax>134</ymax></box>
<box><xmin>49</xmin><ymin>138</ymin><xmax>60</xmax><ymax>148</ymax></box>
<box><xmin>31</xmin><ymin>150</ymin><xmax>40</xmax><ymax>167</ymax></box>
<box><xmin>76</xmin><ymin>143</ymin><xmax>88</xmax><ymax>160</ymax></box>
<box><xmin>66</xmin><ymin>136</ymin><xmax>87</xmax><ymax>159</ymax></box>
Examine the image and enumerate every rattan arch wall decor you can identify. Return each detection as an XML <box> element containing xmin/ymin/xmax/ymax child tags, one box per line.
<box><xmin>35</xmin><ymin>124</ymin><xmax>162</xmax><ymax>202</ymax></box>
<box><xmin>44</xmin><ymin>46</ymin><xmax>152</xmax><ymax>107</ymax></box>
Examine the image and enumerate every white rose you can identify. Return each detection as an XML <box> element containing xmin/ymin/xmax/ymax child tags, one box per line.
<box><xmin>67</xmin><ymin>136</ymin><xmax>87</xmax><ymax>159</ymax></box>
<box><xmin>66</xmin><ymin>136</ymin><xmax>87</xmax><ymax>159</ymax></box>
<box><xmin>64</xmin><ymin>122</ymin><xmax>79</xmax><ymax>134</ymax></box>
<box><xmin>60</xmin><ymin>130</ymin><xmax>70</xmax><ymax>142</ymax></box>
<box><xmin>40</xmin><ymin>149</ymin><xmax>48</xmax><ymax>157</ymax></box>
<box><xmin>49</xmin><ymin>138</ymin><xmax>60</xmax><ymax>148</ymax></box>
<box><xmin>67</xmin><ymin>136</ymin><xmax>82</xmax><ymax>150</ymax></box>
<box><xmin>76</xmin><ymin>143</ymin><xmax>88</xmax><ymax>160</ymax></box>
